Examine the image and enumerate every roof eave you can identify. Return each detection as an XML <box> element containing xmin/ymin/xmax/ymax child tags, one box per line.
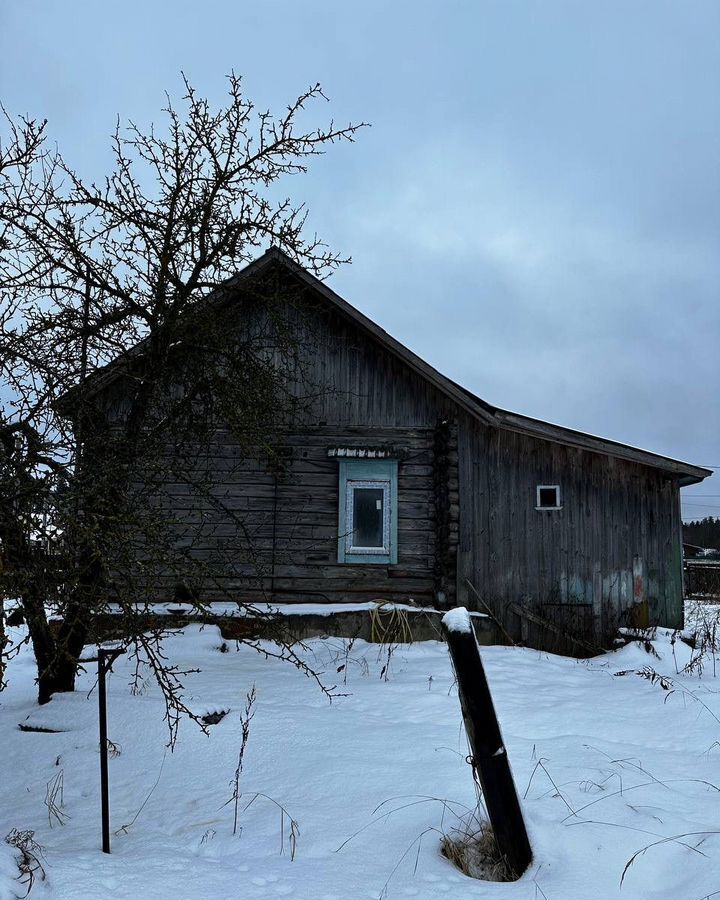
<box><xmin>494</xmin><ymin>409</ymin><xmax>712</xmax><ymax>483</ymax></box>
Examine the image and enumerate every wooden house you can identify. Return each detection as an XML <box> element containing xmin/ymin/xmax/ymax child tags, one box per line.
<box><xmin>76</xmin><ymin>248</ymin><xmax>711</xmax><ymax>650</ymax></box>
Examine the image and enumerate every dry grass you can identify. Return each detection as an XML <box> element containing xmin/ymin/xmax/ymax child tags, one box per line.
<box><xmin>370</xmin><ymin>602</ymin><xmax>414</xmax><ymax>682</ymax></box>
<box><xmin>4</xmin><ymin>828</ymin><xmax>46</xmax><ymax>896</ymax></box>
<box><xmin>440</xmin><ymin>821</ymin><xmax>515</xmax><ymax>882</ymax></box>
<box><xmin>683</xmin><ymin>600</ymin><xmax>720</xmax><ymax>677</ymax></box>
<box><xmin>44</xmin><ymin>770</ymin><xmax>68</xmax><ymax>828</ymax></box>
<box><xmin>369</xmin><ymin>602</ymin><xmax>414</xmax><ymax>646</ymax></box>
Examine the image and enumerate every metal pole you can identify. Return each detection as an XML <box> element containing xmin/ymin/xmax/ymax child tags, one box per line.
<box><xmin>442</xmin><ymin>610</ymin><xmax>532</xmax><ymax>879</ymax></box>
<box><xmin>98</xmin><ymin>649</ymin><xmax>111</xmax><ymax>853</ymax></box>
<box><xmin>98</xmin><ymin>647</ymin><xmax>122</xmax><ymax>853</ymax></box>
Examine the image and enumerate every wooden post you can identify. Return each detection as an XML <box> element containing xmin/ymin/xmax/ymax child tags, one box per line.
<box><xmin>441</xmin><ymin>608</ymin><xmax>532</xmax><ymax>879</ymax></box>
<box><xmin>98</xmin><ymin>647</ymin><xmax>122</xmax><ymax>853</ymax></box>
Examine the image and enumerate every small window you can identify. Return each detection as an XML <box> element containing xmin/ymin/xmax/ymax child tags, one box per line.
<box><xmin>337</xmin><ymin>459</ymin><xmax>398</xmax><ymax>564</ymax></box>
<box><xmin>536</xmin><ymin>484</ymin><xmax>561</xmax><ymax>510</ymax></box>
<box><xmin>346</xmin><ymin>481</ymin><xmax>389</xmax><ymax>552</ymax></box>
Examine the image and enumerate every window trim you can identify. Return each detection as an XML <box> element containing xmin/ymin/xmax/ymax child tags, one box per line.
<box><xmin>344</xmin><ymin>479</ymin><xmax>391</xmax><ymax>555</ymax></box>
<box><xmin>535</xmin><ymin>484</ymin><xmax>562</xmax><ymax>510</ymax></box>
<box><xmin>337</xmin><ymin>458</ymin><xmax>398</xmax><ymax>564</ymax></box>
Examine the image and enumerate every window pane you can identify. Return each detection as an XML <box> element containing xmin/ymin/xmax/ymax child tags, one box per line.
<box><xmin>538</xmin><ymin>487</ymin><xmax>558</xmax><ymax>507</ymax></box>
<box><xmin>352</xmin><ymin>487</ymin><xmax>384</xmax><ymax>547</ymax></box>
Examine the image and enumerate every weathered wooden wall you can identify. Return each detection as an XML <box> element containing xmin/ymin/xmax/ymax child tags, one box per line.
<box><xmin>146</xmin><ymin>426</ymin><xmax>441</xmax><ymax>604</ymax></box>
<box><xmin>456</xmin><ymin>413</ymin><xmax>684</xmax><ymax>647</ymax></box>
<box><xmin>130</xmin><ymin>286</ymin><xmax>459</xmax><ymax>606</ymax></box>
<box><xmin>98</xmin><ymin>270</ymin><xmax>686</xmax><ymax>648</ymax></box>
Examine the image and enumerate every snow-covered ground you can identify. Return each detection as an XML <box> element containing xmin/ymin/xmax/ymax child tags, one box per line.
<box><xmin>2</xmin><ymin>612</ymin><xmax>720</xmax><ymax>900</ymax></box>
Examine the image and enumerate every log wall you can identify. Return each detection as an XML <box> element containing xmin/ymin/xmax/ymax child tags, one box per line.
<box><xmin>132</xmin><ymin>290</ymin><xmax>459</xmax><ymax>605</ymax></box>
<box><xmin>148</xmin><ymin>426</ymin><xmax>441</xmax><ymax>604</ymax></box>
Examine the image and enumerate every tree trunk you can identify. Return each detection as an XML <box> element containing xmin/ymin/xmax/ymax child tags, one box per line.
<box><xmin>52</xmin><ymin>597</ymin><xmax>91</xmax><ymax>693</ymax></box>
<box><xmin>0</xmin><ymin>514</ymin><xmax>61</xmax><ymax>703</ymax></box>
<box><xmin>52</xmin><ymin>540</ymin><xmax>103</xmax><ymax>693</ymax></box>
<box><xmin>22</xmin><ymin>584</ymin><xmax>60</xmax><ymax>704</ymax></box>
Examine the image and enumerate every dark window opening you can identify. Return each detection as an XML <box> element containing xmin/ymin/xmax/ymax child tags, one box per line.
<box><xmin>352</xmin><ymin>487</ymin><xmax>384</xmax><ymax>547</ymax></box>
<box><xmin>536</xmin><ymin>485</ymin><xmax>561</xmax><ymax>509</ymax></box>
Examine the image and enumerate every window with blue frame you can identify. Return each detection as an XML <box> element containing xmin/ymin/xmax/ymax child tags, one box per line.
<box><xmin>336</xmin><ymin>458</ymin><xmax>398</xmax><ymax>564</ymax></box>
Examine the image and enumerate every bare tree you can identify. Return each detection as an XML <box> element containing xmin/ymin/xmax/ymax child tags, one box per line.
<box><xmin>0</xmin><ymin>109</ymin><xmax>67</xmax><ymax>696</ymax></box>
<box><xmin>0</xmin><ymin>75</ymin><xmax>365</xmax><ymax>724</ymax></box>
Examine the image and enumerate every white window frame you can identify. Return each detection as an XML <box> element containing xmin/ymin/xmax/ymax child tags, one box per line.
<box><xmin>535</xmin><ymin>484</ymin><xmax>562</xmax><ymax>510</ymax></box>
<box><xmin>345</xmin><ymin>479</ymin><xmax>391</xmax><ymax>555</ymax></box>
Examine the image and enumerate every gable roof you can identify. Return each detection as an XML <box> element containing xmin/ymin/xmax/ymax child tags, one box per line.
<box><xmin>67</xmin><ymin>246</ymin><xmax>712</xmax><ymax>486</ymax></box>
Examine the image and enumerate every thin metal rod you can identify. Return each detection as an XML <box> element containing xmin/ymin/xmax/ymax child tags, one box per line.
<box><xmin>98</xmin><ymin>647</ymin><xmax>122</xmax><ymax>853</ymax></box>
<box><xmin>98</xmin><ymin>649</ymin><xmax>110</xmax><ymax>853</ymax></box>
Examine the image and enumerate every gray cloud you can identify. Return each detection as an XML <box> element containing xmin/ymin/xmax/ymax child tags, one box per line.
<box><xmin>1</xmin><ymin>0</ymin><xmax>718</xmax><ymax>517</ymax></box>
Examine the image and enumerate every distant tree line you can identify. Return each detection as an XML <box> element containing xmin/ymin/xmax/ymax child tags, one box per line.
<box><xmin>683</xmin><ymin>517</ymin><xmax>720</xmax><ymax>550</ymax></box>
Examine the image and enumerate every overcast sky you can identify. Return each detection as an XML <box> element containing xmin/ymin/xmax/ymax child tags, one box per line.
<box><xmin>2</xmin><ymin>1</ymin><xmax>718</xmax><ymax>520</ymax></box>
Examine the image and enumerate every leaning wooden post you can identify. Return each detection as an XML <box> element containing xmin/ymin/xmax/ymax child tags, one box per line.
<box><xmin>441</xmin><ymin>607</ymin><xmax>532</xmax><ymax>879</ymax></box>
